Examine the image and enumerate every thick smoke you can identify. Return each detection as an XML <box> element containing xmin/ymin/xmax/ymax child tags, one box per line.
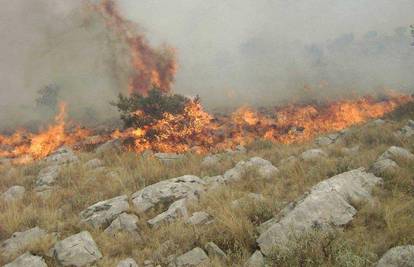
<box><xmin>0</xmin><ymin>0</ymin><xmax>413</xmax><ymax>131</ymax></box>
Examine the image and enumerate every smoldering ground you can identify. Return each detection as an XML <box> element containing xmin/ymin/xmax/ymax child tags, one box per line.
<box><xmin>0</xmin><ymin>0</ymin><xmax>413</xmax><ymax>131</ymax></box>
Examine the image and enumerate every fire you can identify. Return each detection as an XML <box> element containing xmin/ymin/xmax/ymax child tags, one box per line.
<box><xmin>92</xmin><ymin>0</ymin><xmax>177</xmax><ymax>95</ymax></box>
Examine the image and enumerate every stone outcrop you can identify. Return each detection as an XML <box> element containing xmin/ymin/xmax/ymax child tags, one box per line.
<box><xmin>1</xmin><ymin>227</ymin><xmax>48</xmax><ymax>257</ymax></box>
<box><xmin>44</xmin><ymin>147</ymin><xmax>78</xmax><ymax>165</ymax></box>
<box><xmin>223</xmin><ymin>157</ymin><xmax>279</xmax><ymax>183</ymax></box>
<box><xmin>370</xmin><ymin>159</ymin><xmax>399</xmax><ymax>175</ymax></box>
<box><xmin>174</xmin><ymin>247</ymin><xmax>210</xmax><ymax>267</ymax></box>
<box><xmin>4</xmin><ymin>252</ymin><xmax>47</xmax><ymax>267</ymax></box>
<box><xmin>257</xmin><ymin>169</ymin><xmax>382</xmax><ymax>256</ymax></box>
<box><xmin>104</xmin><ymin>213</ymin><xmax>140</xmax><ymax>236</ymax></box>
<box><xmin>376</xmin><ymin>245</ymin><xmax>414</xmax><ymax>267</ymax></box>
<box><xmin>148</xmin><ymin>199</ymin><xmax>189</xmax><ymax>228</ymax></box>
<box><xmin>186</xmin><ymin>212</ymin><xmax>214</xmax><ymax>225</ymax></box>
<box><xmin>244</xmin><ymin>250</ymin><xmax>265</xmax><ymax>267</ymax></box>
<box><xmin>1</xmin><ymin>185</ymin><xmax>25</xmax><ymax>202</ymax></box>
<box><xmin>378</xmin><ymin>146</ymin><xmax>414</xmax><ymax>161</ymax></box>
<box><xmin>205</xmin><ymin>242</ymin><xmax>227</xmax><ymax>261</ymax></box>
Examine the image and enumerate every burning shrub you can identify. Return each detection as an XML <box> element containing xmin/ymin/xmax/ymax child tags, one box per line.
<box><xmin>112</xmin><ymin>87</ymin><xmax>190</xmax><ymax>129</ymax></box>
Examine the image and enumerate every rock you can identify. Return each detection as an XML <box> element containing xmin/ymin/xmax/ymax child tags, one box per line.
<box><xmin>84</xmin><ymin>158</ymin><xmax>104</xmax><ymax>169</ymax></box>
<box><xmin>223</xmin><ymin>157</ymin><xmax>278</xmax><ymax>183</ymax></box>
<box><xmin>231</xmin><ymin>193</ymin><xmax>265</xmax><ymax>209</ymax></box>
<box><xmin>378</xmin><ymin>146</ymin><xmax>414</xmax><ymax>161</ymax></box>
<box><xmin>395</xmin><ymin>120</ymin><xmax>414</xmax><ymax>138</ymax></box>
<box><xmin>371</xmin><ymin>119</ymin><xmax>386</xmax><ymax>126</ymax></box>
<box><xmin>4</xmin><ymin>252</ymin><xmax>47</xmax><ymax>267</ymax></box>
<box><xmin>314</xmin><ymin>136</ymin><xmax>334</xmax><ymax>146</ymax></box>
<box><xmin>186</xmin><ymin>212</ymin><xmax>214</xmax><ymax>225</ymax></box>
<box><xmin>143</xmin><ymin>260</ymin><xmax>155</xmax><ymax>267</ymax></box>
<box><xmin>256</xmin><ymin>218</ymin><xmax>278</xmax><ymax>235</ymax></box>
<box><xmin>376</xmin><ymin>245</ymin><xmax>414</xmax><ymax>267</ymax></box>
<box><xmin>257</xmin><ymin>169</ymin><xmax>382</xmax><ymax>256</ymax></box>
<box><xmin>225</xmin><ymin>145</ymin><xmax>247</xmax><ymax>155</ymax></box>
<box><xmin>132</xmin><ymin>175</ymin><xmax>205</xmax><ymax>213</ymax></box>
<box><xmin>154</xmin><ymin>153</ymin><xmax>184</xmax><ymax>164</ymax></box>
<box><xmin>117</xmin><ymin>258</ymin><xmax>139</xmax><ymax>267</ymax></box>
<box><xmin>53</xmin><ymin>231</ymin><xmax>102</xmax><ymax>267</ymax></box>
<box><xmin>279</xmin><ymin>156</ymin><xmax>297</xmax><ymax>167</ymax></box>
<box><xmin>371</xmin><ymin>159</ymin><xmax>399</xmax><ymax>175</ymax></box>
<box><xmin>35</xmin><ymin>165</ymin><xmax>60</xmax><ymax>187</ymax></box>
<box><xmin>244</xmin><ymin>250</ymin><xmax>265</xmax><ymax>267</ymax></box>
<box><xmin>44</xmin><ymin>147</ymin><xmax>78</xmax><ymax>165</ymax></box>
<box><xmin>300</xmin><ymin>149</ymin><xmax>328</xmax><ymax>161</ymax></box>
<box><xmin>1</xmin><ymin>185</ymin><xmax>25</xmax><ymax>202</ymax></box>
<box><xmin>80</xmin><ymin>195</ymin><xmax>129</xmax><ymax>228</ymax></box>
<box><xmin>200</xmin><ymin>155</ymin><xmax>221</xmax><ymax>169</ymax></box>
<box><xmin>205</xmin><ymin>242</ymin><xmax>227</xmax><ymax>261</ymax></box>
<box><xmin>204</xmin><ymin>175</ymin><xmax>225</xmax><ymax>190</ymax></box>
<box><xmin>148</xmin><ymin>199</ymin><xmax>189</xmax><ymax>228</ymax></box>
<box><xmin>96</xmin><ymin>139</ymin><xmax>122</xmax><ymax>155</ymax></box>
<box><xmin>1</xmin><ymin>227</ymin><xmax>48</xmax><ymax>257</ymax></box>
<box><xmin>174</xmin><ymin>247</ymin><xmax>210</xmax><ymax>267</ymax></box>
<box><xmin>34</xmin><ymin>185</ymin><xmax>57</xmax><ymax>199</ymax></box>
<box><xmin>104</xmin><ymin>213</ymin><xmax>140</xmax><ymax>236</ymax></box>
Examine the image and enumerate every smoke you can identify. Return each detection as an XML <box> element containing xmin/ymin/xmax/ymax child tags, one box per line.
<box><xmin>0</xmin><ymin>0</ymin><xmax>413</xmax><ymax>131</ymax></box>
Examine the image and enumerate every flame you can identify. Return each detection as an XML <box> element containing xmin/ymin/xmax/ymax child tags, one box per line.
<box><xmin>92</xmin><ymin>0</ymin><xmax>177</xmax><ymax>95</ymax></box>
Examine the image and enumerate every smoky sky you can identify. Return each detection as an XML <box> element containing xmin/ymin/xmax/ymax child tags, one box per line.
<box><xmin>0</xmin><ymin>0</ymin><xmax>413</xmax><ymax>130</ymax></box>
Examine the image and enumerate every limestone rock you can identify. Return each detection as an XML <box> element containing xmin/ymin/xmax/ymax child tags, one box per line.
<box><xmin>80</xmin><ymin>195</ymin><xmax>129</xmax><ymax>228</ymax></box>
<box><xmin>175</xmin><ymin>247</ymin><xmax>210</xmax><ymax>267</ymax></box>
<box><xmin>1</xmin><ymin>227</ymin><xmax>48</xmax><ymax>257</ymax></box>
<box><xmin>300</xmin><ymin>149</ymin><xmax>328</xmax><ymax>161</ymax></box>
<box><xmin>1</xmin><ymin>185</ymin><xmax>25</xmax><ymax>202</ymax></box>
<box><xmin>205</xmin><ymin>242</ymin><xmax>227</xmax><ymax>261</ymax></box>
<box><xmin>35</xmin><ymin>165</ymin><xmax>60</xmax><ymax>187</ymax></box>
<box><xmin>148</xmin><ymin>199</ymin><xmax>189</xmax><ymax>228</ymax></box>
<box><xmin>44</xmin><ymin>147</ymin><xmax>78</xmax><ymax>165</ymax></box>
<box><xmin>371</xmin><ymin>159</ymin><xmax>399</xmax><ymax>175</ymax></box>
<box><xmin>96</xmin><ymin>139</ymin><xmax>122</xmax><ymax>155</ymax></box>
<box><xmin>379</xmin><ymin>146</ymin><xmax>414</xmax><ymax>161</ymax></box>
<box><xmin>244</xmin><ymin>250</ymin><xmax>265</xmax><ymax>267</ymax></box>
<box><xmin>4</xmin><ymin>252</ymin><xmax>47</xmax><ymax>267</ymax></box>
<box><xmin>395</xmin><ymin>120</ymin><xmax>414</xmax><ymax>138</ymax></box>
<box><xmin>84</xmin><ymin>158</ymin><xmax>104</xmax><ymax>169</ymax></box>
<box><xmin>376</xmin><ymin>245</ymin><xmax>414</xmax><ymax>267</ymax></box>
<box><xmin>223</xmin><ymin>157</ymin><xmax>278</xmax><ymax>183</ymax></box>
<box><xmin>53</xmin><ymin>231</ymin><xmax>102</xmax><ymax>266</ymax></box>
<box><xmin>132</xmin><ymin>175</ymin><xmax>205</xmax><ymax>213</ymax></box>
<box><xmin>104</xmin><ymin>213</ymin><xmax>140</xmax><ymax>235</ymax></box>
<box><xmin>204</xmin><ymin>175</ymin><xmax>225</xmax><ymax>190</ymax></box>
<box><xmin>257</xmin><ymin>169</ymin><xmax>382</xmax><ymax>256</ymax></box>
<box><xmin>117</xmin><ymin>258</ymin><xmax>139</xmax><ymax>267</ymax></box>
<box><xmin>186</xmin><ymin>212</ymin><xmax>214</xmax><ymax>225</ymax></box>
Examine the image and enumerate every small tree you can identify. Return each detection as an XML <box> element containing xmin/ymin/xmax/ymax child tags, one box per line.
<box><xmin>36</xmin><ymin>84</ymin><xmax>60</xmax><ymax>110</ymax></box>
<box><xmin>112</xmin><ymin>87</ymin><xmax>189</xmax><ymax>128</ymax></box>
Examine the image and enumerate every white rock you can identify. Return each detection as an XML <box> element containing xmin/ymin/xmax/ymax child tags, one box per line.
<box><xmin>84</xmin><ymin>158</ymin><xmax>104</xmax><ymax>169</ymax></box>
<box><xmin>80</xmin><ymin>195</ymin><xmax>129</xmax><ymax>228</ymax></box>
<box><xmin>205</xmin><ymin>242</ymin><xmax>227</xmax><ymax>260</ymax></box>
<box><xmin>1</xmin><ymin>227</ymin><xmax>48</xmax><ymax>257</ymax></box>
<box><xmin>147</xmin><ymin>199</ymin><xmax>189</xmax><ymax>228</ymax></box>
<box><xmin>53</xmin><ymin>231</ymin><xmax>102</xmax><ymax>267</ymax></box>
<box><xmin>104</xmin><ymin>213</ymin><xmax>139</xmax><ymax>235</ymax></box>
<box><xmin>300</xmin><ymin>149</ymin><xmax>328</xmax><ymax>161</ymax></box>
<box><xmin>257</xmin><ymin>169</ymin><xmax>382</xmax><ymax>256</ymax></box>
<box><xmin>132</xmin><ymin>175</ymin><xmax>205</xmax><ymax>213</ymax></box>
<box><xmin>96</xmin><ymin>139</ymin><xmax>122</xmax><ymax>155</ymax></box>
<box><xmin>44</xmin><ymin>147</ymin><xmax>78</xmax><ymax>165</ymax></box>
<box><xmin>1</xmin><ymin>185</ymin><xmax>25</xmax><ymax>202</ymax></box>
<box><xmin>244</xmin><ymin>250</ymin><xmax>265</xmax><ymax>267</ymax></box>
<box><xmin>371</xmin><ymin>159</ymin><xmax>399</xmax><ymax>175</ymax></box>
<box><xmin>186</xmin><ymin>212</ymin><xmax>214</xmax><ymax>225</ymax></box>
<box><xmin>223</xmin><ymin>157</ymin><xmax>278</xmax><ymax>183</ymax></box>
<box><xmin>204</xmin><ymin>175</ymin><xmax>225</xmax><ymax>190</ymax></box>
<box><xmin>117</xmin><ymin>258</ymin><xmax>139</xmax><ymax>267</ymax></box>
<box><xmin>4</xmin><ymin>252</ymin><xmax>47</xmax><ymax>267</ymax></box>
<box><xmin>175</xmin><ymin>247</ymin><xmax>210</xmax><ymax>267</ymax></box>
<box><xmin>376</xmin><ymin>245</ymin><xmax>414</xmax><ymax>267</ymax></box>
<box><xmin>378</xmin><ymin>146</ymin><xmax>414</xmax><ymax>161</ymax></box>
<box><xmin>35</xmin><ymin>165</ymin><xmax>60</xmax><ymax>187</ymax></box>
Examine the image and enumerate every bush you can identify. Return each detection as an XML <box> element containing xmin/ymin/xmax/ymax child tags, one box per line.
<box><xmin>112</xmin><ymin>87</ymin><xmax>190</xmax><ymax>128</ymax></box>
<box><xmin>36</xmin><ymin>84</ymin><xmax>60</xmax><ymax>110</ymax></box>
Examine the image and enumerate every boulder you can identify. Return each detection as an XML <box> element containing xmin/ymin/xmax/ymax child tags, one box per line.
<box><xmin>244</xmin><ymin>250</ymin><xmax>265</xmax><ymax>267</ymax></box>
<box><xmin>223</xmin><ymin>157</ymin><xmax>278</xmax><ymax>183</ymax></box>
<box><xmin>148</xmin><ymin>199</ymin><xmax>189</xmax><ymax>228</ymax></box>
<box><xmin>80</xmin><ymin>195</ymin><xmax>129</xmax><ymax>228</ymax></box>
<box><xmin>204</xmin><ymin>242</ymin><xmax>227</xmax><ymax>261</ymax></box>
<box><xmin>117</xmin><ymin>258</ymin><xmax>139</xmax><ymax>267</ymax></box>
<box><xmin>132</xmin><ymin>175</ymin><xmax>205</xmax><ymax>213</ymax></box>
<box><xmin>1</xmin><ymin>185</ymin><xmax>25</xmax><ymax>202</ymax></box>
<box><xmin>154</xmin><ymin>153</ymin><xmax>184</xmax><ymax>164</ymax></box>
<box><xmin>378</xmin><ymin>146</ymin><xmax>414</xmax><ymax>161</ymax></box>
<box><xmin>104</xmin><ymin>213</ymin><xmax>140</xmax><ymax>236</ymax></box>
<box><xmin>376</xmin><ymin>245</ymin><xmax>414</xmax><ymax>267</ymax></box>
<box><xmin>186</xmin><ymin>212</ymin><xmax>214</xmax><ymax>225</ymax></box>
<box><xmin>4</xmin><ymin>252</ymin><xmax>47</xmax><ymax>267</ymax></box>
<box><xmin>300</xmin><ymin>149</ymin><xmax>327</xmax><ymax>161</ymax></box>
<box><xmin>370</xmin><ymin>119</ymin><xmax>386</xmax><ymax>126</ymax></box>
<box><xmin>174</xmin><ymin>247</ymin><xmax>210</xmax><ymax>267</ymax></box>
<box><xmin>257</xmin><ymin>169</ymin><xmax>382</xmax><ymax>256</ymax></box>
<box><xmin>53</xmin><ymin>231</ymin><xmax>102</xmax><ymax>266</ymax></box>
<box><xmin>84</xmin><ymin>158</ymin><xmax>104</xmax><ymax>169</ymax></box>
<box><xmin>35</xmin><ymin>165</ymin><xmax>60</xmax><ymax>187</ymax></box>
<box><xmin>96</xmin><ymin>139</ymin><xmax>122</xmax><ymax>155</ymax></box>
<box><xmin>44</xmin><ymin>147</ymin><xmax>78</xmax><ymax>165</ymax></box>
<box><xmin>395</xmin><ymin>120</ymin><xmax>414</xmax><ymax>138</ymax></box>
<box><xmin>1</xmin><ymin>227</ymin><xmax>48</xmax><ymax>257</ymax></box>
<box><xmin>370</xmin><ymin>159</ymin><xmax>399</xmax><ymax>175</ymax></box>
<box><xmin>204</xmin><ymin>175</ymin><xmax>225</xmax><ymax>190</ymax></box>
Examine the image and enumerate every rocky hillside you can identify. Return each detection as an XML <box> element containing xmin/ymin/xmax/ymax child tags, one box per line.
<box><xmin>1</xmin><ymin>103</ymin><xmax>414</xmax><ymax>267</ymax></box>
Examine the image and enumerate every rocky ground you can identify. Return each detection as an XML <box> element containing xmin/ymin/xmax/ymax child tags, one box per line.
<box><xmin>1</xmin><ymin>104</ymin><xmax>414</xmax><ymax>267</ymax></box>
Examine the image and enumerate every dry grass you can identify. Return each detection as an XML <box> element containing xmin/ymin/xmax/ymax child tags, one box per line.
<box><xmin>0</xmin><ymin>103</ymin><xmax>413</xmax><ymax>266</ymax></box>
